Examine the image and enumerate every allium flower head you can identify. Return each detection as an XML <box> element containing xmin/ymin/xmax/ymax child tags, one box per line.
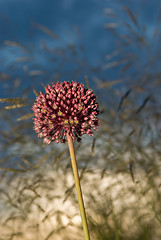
<box><xmin>32</xmin><ymin>81</ymin><xmax>99</xmax><ymax>144</ymax></box>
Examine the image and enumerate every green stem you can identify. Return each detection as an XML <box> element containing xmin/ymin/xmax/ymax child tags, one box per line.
<box><xmin>67</xmin><ymin>133</ymin><xmax>90</xmax><ymax>240</ymax></box>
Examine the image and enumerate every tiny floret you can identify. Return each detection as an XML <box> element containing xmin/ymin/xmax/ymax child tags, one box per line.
<box><xmin>32</xmin><ymin>81</ymin><xmax>99</xmax><ymax>144</ymax></box>
<box><xmin>58</xmin><ymin>111</ymin><xmax>63</xmax><ymax>116</ymax></box>
<box><xmin>70</xmin><ymin>119</ymin><xmax>74</xmax><ymax>124</ymax></box>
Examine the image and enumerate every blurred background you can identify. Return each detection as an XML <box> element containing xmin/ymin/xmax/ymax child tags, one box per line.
<box><xmin>0</xmin><ymin>0</ymin><xmax>161</xmax><ymax>239</ymax></box>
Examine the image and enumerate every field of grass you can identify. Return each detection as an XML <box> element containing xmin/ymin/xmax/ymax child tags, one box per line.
<box><xmin>0</xmin><ymin>1</ymin><xmax>161</xmax><ymax>239</ymax></box>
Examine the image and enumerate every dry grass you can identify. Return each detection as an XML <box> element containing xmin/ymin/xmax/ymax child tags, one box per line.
<box><xmin>0</xmin><ymin>1</ymin><xmax>161</xmax><ymax>239</ymax></box>
<box><xmin>0</xmin><ymin>163</ymin><xmax>161</xmax><ymax>240</ymax></box>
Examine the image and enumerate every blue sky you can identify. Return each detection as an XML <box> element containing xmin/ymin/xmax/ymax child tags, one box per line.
<box><xmin>0</xmin><ymin>0</ymin><xmax>108</xmax><ymax>65</ymax></box>
<box><xmin>0</xmin><ymin>0</ymin><xmax>161</xmax><ymax>100</ymax></box>
<box><xmin>0</xmin><ymin>0</ymin><xmax>160</xmax><ymax>65</ymax></box>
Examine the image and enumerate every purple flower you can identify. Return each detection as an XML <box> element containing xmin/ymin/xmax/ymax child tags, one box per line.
<box><xmin>32</xmin><ymin>81</ymin><xmax>99</xmax><ymax>144</ymax></box>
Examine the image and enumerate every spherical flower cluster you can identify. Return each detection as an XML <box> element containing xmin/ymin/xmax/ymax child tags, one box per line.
<box><xmin>32</xmin><ymin>81</ymin><xmax>99</xmax><ymax>144</ymax></box>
